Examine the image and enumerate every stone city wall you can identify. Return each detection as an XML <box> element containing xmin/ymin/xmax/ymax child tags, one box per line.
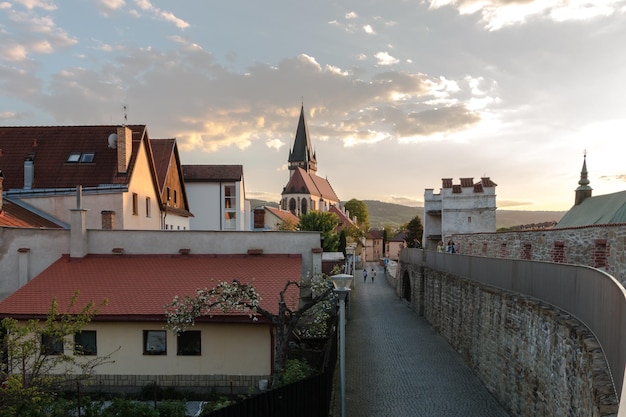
<box><xmin>398</xmin><ymin>264</ymin><xmax>618</xmax><ymax>417</ymax></box>
<box><xmin>450</xmin><ymin>223</ymin><xmax>626</xmax><ymax>285</ymax></box>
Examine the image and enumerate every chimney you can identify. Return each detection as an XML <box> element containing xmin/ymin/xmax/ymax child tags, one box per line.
<box><xmin>70</xmin><ymin>186</ymin><xmax>89</xmax><ymax>258</ymax></box>
<box><xmin>117</xmin><ymin>126</ymin><xmax>132</xmax><ymax>173</ymax></box>
<box><xmin>101</xmin><ymin>210</ymin><xmax>116</xmax><ymax>230</ymax></box>
<box><xmin>0</xmin><ymin>170</ymin><xmax>3</xmax><ymax>213</ymax></box>
<box><xmin>24</xmin><ymin>157</ymin><xmax>34</xmax><ymax>189</ymax></box>
<box><xmin>254</xmin><ymin>208</ymin><xmax>265</xmax><ymax>230</ymax></box>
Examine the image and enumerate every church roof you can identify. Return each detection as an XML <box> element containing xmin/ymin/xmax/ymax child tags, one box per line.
<box><xmin>288</xmin><ymin>106</ymin><xmax>317</xmax><ymax>171</ymax></box>
<box><xmin>282</xmin><ymin>167</ymin><xmax>339</xmax><ymax>202</ymax></box>
<box><xmin>556</xmin><ymin>190</ymin><xmax>626</xmax><ymax>228</ymax></box>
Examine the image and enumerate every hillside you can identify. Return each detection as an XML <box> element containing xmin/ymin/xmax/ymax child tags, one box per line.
<box><xmin>247</xmin><ymin>198</ymin><xmax>566</xmax><ymax>230</ymax></box>
<box><xmin>363</xmin><ymin>200</ymin><xmax>566</xmax><ymax>230</ymax></box>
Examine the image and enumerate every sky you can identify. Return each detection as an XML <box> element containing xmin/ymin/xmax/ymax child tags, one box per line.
<box><xmin>1</xmin><ymin>1</ymin><xmax>626</xmax><ymax>211</ymax></box>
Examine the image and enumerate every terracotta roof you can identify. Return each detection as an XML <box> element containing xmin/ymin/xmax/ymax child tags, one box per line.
<box><xmin>0</xmin><ymin>125</ymin><xmax>147</xmax><ymax>190</ymax></box>
<box><xmin>329</xmin><ymin>206</ymin><xmax>355</xmax><ymax>230</ymax></box>
<box><xmin>265</xmin><ymin>206</ymin><xmax>299</xmax><ymax>224</ymax></box>
<box><xmin>366</xmin><ymin>229</ymin><xmax>383</xmax><ymax>239</ymax></box>
<box><xmin>282</xmin><ymin>167</ymin><xmax>339</xmax><ymax>202</ymax></box>
<box><xmin>0</xmin><ymin>199</ymin><xmax>64</xmax><ymax>228</ymax></box>
<box><xmin>182</xmin><ymin>165</ymin><xmax>243</xmax><ymax>182</ymax></box>
<box><xmin>149</xmin><ymin>139</ymin><xmax>176</xmax><ymax>191</ymax></box>
<box><xmin>0</xmin><ymin>254</ymin><xmax>302</xmax><ymax>321</ymax></box>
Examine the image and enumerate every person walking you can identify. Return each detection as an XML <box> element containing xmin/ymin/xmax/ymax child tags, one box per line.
<box><xmin>363</xmin><ymin>268</ymin><xmax>368</xmax><ymax>283</ymax></box>
<box><xmin>371</xmin><ymin>268</ymin><xmax>376</xmax><ymax>282</ymax></box>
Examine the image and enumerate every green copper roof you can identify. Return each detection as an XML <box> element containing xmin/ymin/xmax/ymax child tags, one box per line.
<box><xmin>556</xmin><ymin>190</ymin><xmax>626</xmax><ymax>228</ymax></box>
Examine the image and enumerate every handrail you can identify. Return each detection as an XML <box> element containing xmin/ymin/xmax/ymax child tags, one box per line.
<box><xmin>401</xmin><ymin>249</ymin><xmax>626</xmax><ymax>403</ymax></box>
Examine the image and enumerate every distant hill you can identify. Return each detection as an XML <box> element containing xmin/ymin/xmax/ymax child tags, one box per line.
<box><xmin>363</xmin><ymin>200</ymin><xmax>566</xmax><ymax>230</ymax></box>
<box><xmin>247</xmin><ymin>198</ymin><xmax>566</xmax><ymax>230</ymax></box>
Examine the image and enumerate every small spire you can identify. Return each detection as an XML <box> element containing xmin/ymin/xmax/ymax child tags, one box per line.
<box><xmin>575</xmin><ymin>151</ymin><xmax>592</xmax><ymax>205</ymax></box>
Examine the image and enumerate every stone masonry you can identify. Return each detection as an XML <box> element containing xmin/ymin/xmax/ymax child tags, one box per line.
<box><xmin>397</xmin><ymin>264</ymin><xmax>619</xmax><ymax>417</ymax></box>
<box><xmin>450</xmin><ymin>223</ymin><xmax>626</xmax><ymax>285</ymax></box>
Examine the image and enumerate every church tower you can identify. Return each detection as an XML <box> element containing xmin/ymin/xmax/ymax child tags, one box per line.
<box><xmin>287</xmin><ymin>105</ymin><xmax>317</xmax><ymax>177</ymax></box>
<box><xmin>575</xmin><ymin>153</ymin><xmax>593</xmax><ymax>206</ymax></box>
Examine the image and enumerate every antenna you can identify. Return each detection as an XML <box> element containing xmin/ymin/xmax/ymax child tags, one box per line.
<box><xmin>122</xmin><ymin>104</ymin><xmax>128</xmax><ymax>125</ymax></box>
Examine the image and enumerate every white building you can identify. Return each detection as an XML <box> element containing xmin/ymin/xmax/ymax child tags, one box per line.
<box><xmin>423</xmin><ymin>177</ymin><xmax>497</xmax><ymax>251</ymax></box>
<box><xmin>183</xmin><ymin>165</ymin><xmax>250</xmax><ymax>231</ymax></box>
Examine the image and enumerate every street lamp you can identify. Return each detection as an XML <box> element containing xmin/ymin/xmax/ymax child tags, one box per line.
<box><xmin>331</xmin><ymin>273</ymin><xmax>352</xmax><ymax>417</ymax></box>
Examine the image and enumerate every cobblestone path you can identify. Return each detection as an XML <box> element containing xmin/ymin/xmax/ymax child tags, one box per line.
<box><xmin>342</xmin><ymin>263</ymin><xmax>511</xmax><ymax>417</ymax></box>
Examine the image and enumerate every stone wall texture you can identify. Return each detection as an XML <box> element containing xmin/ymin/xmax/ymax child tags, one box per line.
<box><xmin>394</xmin><ymin>265</ymin><xmax>619</xmax><ymax>417</ymax></box>
<box><xmin>450</xmin><ymin>223</ymin><xmax>626</xmax><ymax>285</ymax></box>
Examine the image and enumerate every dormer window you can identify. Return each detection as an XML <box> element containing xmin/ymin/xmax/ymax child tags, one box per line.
<box><xmin>67</xmin><ymin>152</ymin><xmax>95</xmax><ymax>163</ymax></box>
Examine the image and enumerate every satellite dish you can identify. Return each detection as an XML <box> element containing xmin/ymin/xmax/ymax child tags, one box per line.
<box><xmin>108</xmin><ymin>133</ymin><xmax>117</xmax><ymax>149</ymax></box>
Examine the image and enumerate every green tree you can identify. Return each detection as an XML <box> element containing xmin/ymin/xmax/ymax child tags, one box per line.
<box><xmin>297</xmin><ymin>211</ymin><xmax>340</xmax><ymax>252</ymax></box>
<box><xmin>402</xmin><ymin>215</ymin><xmax>424</xmax><ymax>248</ymax></box>
<box><xmin>338</xmin><ymin>229</ymin><xmax>347</xmax><ymax>255</ymax></box>
<box><xmin>0</xmin><ymin>292</ymin><xmax>112</xmax><ymax>417</ymax></box>
<box><xmin>344</xmin><ymin>199</ymin><xmax>369</xmax><ymax>231</ymax></box>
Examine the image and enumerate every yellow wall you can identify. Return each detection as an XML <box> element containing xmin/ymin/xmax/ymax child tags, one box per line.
<box><xmin>62</xmin><ymin>321</ymin><xmax>272</xmax><ymax>376</ymax></box>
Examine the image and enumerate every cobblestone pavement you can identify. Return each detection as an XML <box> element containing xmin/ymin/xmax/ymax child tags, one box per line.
<box><xmin>338</xmin><ymin>262</ymin><xmax>511</xmax><ymax>417</ymax></box>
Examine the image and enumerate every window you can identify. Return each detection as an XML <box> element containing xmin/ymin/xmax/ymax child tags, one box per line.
<box><xmin>173</xmin><ymin>190</ymin><xmax>177</xmax><ymax>206</ymax></box>
<box><xmin>145</xmin><ymin>197</ymin><xmax>151</xmax><ymax>218</ymax></box>
<box><xmin>143</xmin><ymin>330</ymin><xmax>166</xmax><ymax>355</ymax></box>
<box><xmin>223</xmin><ymin>184</ymin><xmax>237</xmax><ymax>229</ymax></box>
<box><xmin>67</xmin><ymin>153</ymin><xmax>81</xmax><ymax>162</ymax></box>
<box><xmin>132</xmin><ymin>193</ymin><xmax>138</xmax><ymax>216</ymax></box>
<box><xmin>74</xmin><ymin>331</ymin><xmax>97</xmax><ymax>355</ymax></box>
<box><xmin>42</xmin><ymin>334</ymin><xmax>63</xmax><ymax>355</ymax></box>
<box><xmin>166</xmin><ymin>187</ymin><xmax>171</xmax><ymax>205</ymax></box>
<box><xmin>177</xmin><ymin>331</ymin><xmax>201</xmax><ymax>356</ymax></box>
<box><xmin>67</xmin><ymin>152</ymin><xmax>95</xmax><ymax>163</ymax></box>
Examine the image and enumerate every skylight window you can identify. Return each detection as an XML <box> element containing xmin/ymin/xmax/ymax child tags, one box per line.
<box><xmin>67</xmin><ymin>153</ymin><xmax>81</xmax><ymax>162</ymax></box>
<box><xmin>67</xmin><ymin>152</ymin><xmax>95</xmax><ymax>163</ymax></box>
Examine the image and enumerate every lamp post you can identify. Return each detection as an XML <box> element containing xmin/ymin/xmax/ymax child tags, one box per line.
<box><xmin>331</xmin><ymin>273</ymin><xmax>352</xmax><ymax>417</ymax></box>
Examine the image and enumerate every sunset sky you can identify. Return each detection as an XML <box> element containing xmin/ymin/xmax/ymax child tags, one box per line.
<box><xmin>1</xmin><ymin>1</ymin><xmax>625</xmax><ymax>210</ymax></box>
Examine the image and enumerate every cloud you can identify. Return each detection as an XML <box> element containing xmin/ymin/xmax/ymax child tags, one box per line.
<box><xmin>132</xmin><ymin>0</ymin><xmax>190</xmax><ymax>29</ymax></box>
<box><xmin>374</xmin><ymin>51</ymin><xmax>399</xmax><ymax>65</ymax></box>
<box><xmin>427</xmin><ymin>0</ymin><xmax>625</xmax><ymax>30</ymax></box>
<box><xmin>363</xmin><ymin>24</ymin><xmax>376</xmax><ymax>34</ymax></box>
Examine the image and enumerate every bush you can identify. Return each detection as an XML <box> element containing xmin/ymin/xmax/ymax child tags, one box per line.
<box><xmin>101</xmin><ymin>398</ymin><xmax>158</xmax><ymax>417</ymax></box>
<box><xmin>278</xmin><ymin>358</ymin><xmax>315</xmax><ymax>386</ymax></box>
<box><xmin>156</xmin><ymin>400</ymin><xmax>187</xmax><ymax>417</ymax></box>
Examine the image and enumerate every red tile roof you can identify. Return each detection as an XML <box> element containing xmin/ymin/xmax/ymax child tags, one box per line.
<box><xmin>0</xmin><ymin>199</ymin><xmax>64</xmax><ymax>228</ymax></box>
<box><xmin>282</xmin><ymin>167</ymin><xmax>339</xmax><ymax>202</ymax></box>
<box><xmin>0</xmin><ymin>254</ymin><xmax>302</xmax><ymax>322</ymax></box>
<box><xmin>182</xmin><ymin>165</ymin><xmax>243</xmax><ymax>182</ymax></box>
<box><xmin>265</xmin><ymin>206</ymin><xmax>299</xmax><ymax>224</ymax></box>
<box><xmin>0</xmin><ymin>125</ymin><xmax>147</xmax><ymax>190</ymax></box>
<box><xmin>149</xmin><ymin>139</ymin><xmax>176</xmax><ymax>191</ymax></box>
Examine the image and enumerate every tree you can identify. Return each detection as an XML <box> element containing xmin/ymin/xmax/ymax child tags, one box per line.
<box><xmin>344</xmin><ymin>199</ymin><xmax>369</xmax><ymax>231</ymax></box>
<box><xmin>164</xmin><ymin>275</ymin><xmax>335</xmax><ymax>384</ymax></box>
<box><xmin>276</xmin><ymin>218</ymin><xmax>297</xmax><ymax>231</ymax></box>
<box><xmin>0</xmin><ymin>291</ymin><xmax>112</xmax><ymax>416</ymax></box>
<box><xmin>402</xmin><ymin>215</ymin><xmax>424</xmax><ymax>248</ymax></box>
<box><xmin>297</xmin><ymin>211</ymin><xmax>340</xmax><ymax>252</ymax></box>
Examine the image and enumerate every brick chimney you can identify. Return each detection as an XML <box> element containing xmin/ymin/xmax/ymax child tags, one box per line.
<box><xmin>0</xmin><ymin>170</ymin><xmax>3</xmax><ymax>213</ymax></box>
<box><xmin>117</xmin><ymin>126</ymin><xmax>132</xmax><ymax>174</ymax></box>
<box><xmin>254</xmin><ymin>208</ymin><xmax>265</xmax><ymax>229</ymax></box>
<box><xmin>101</xmin><ymin>210</ymin><xmax>116</xmax><ymax>230</ymax></box>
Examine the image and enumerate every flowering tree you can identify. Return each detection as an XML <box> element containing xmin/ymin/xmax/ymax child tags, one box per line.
<box><xmin>164</xmin><ymin>276</ymin><xmax>335</xmax><ymax>381</ymax></box>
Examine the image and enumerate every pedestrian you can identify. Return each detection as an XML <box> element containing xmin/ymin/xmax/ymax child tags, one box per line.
<box><xmin>371</xmin><ymin>268</ymin><xmax>376</xmax><ymax>282</ymax></box>
<box><xmin>437</xmin><ymin>241</ymin><xmax>445</xmax><ymax>252</ymax></box>
<box><xmin>446</xmin><ymin>240</ymin><xmax>456</xmax><ymax>254</ymax></box>
<box><xmin>363</xmin><ymin>268</ymin><xmax>368</xmax><ymax>283</ymax></box>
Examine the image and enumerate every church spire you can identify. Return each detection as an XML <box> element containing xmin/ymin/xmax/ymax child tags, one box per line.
<box><xmin>575</xmin><ymin>151</ymin><xmax>592</xmax><ymax>206</ymax></box>
<box><xmin>288</xmin><ymin>105</ymin><xmax>317</xmax><ymax>176</ymax></box>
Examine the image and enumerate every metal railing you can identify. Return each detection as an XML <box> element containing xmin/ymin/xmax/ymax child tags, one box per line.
<box><xmin>400</xmin><ymin>249</ymin><xmax>626</xmax><ymax>402</ymax></box>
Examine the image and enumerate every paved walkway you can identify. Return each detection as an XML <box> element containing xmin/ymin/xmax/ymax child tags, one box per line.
<box><xmin>335</xmin><ymin>262</ymin><xmax>511</xmax><ymax>417</ymax></box>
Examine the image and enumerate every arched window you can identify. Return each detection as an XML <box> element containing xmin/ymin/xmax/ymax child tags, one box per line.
<box><xmin>289</xmin><ymin>198</ymin><xmax>297</xmax><ymax>215</ymax></box>
<box><xmin>301</xmin><ymin>198</ymin><xmax>308</xmax><ymax>215</ymax></box>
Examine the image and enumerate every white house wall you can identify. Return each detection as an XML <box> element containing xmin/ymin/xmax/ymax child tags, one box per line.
<box><xmin>186</xmin><ymin>183</ymin><xmax>221</xmax><ymax>230</ymax></box>
<box><xmin>0</xmin><ymin>227</ymin><xmax>69</xmax><ymax>300</ymax></box>
<box><xmin>124</xmin><ymin>140</ymin><xmax>163</xmax><ymax>230</ymax></box>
